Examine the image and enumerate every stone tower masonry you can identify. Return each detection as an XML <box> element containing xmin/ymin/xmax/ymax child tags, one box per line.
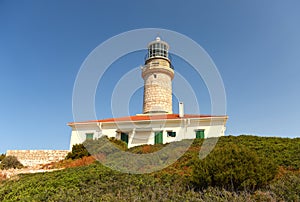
<box><xmin>142</xmin><ymin>37</ymin><xmax>174</xmax><ymax>114</ymax></box>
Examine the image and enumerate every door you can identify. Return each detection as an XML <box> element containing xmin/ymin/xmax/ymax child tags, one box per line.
<box><xmin>196</xmin><ymin>130</ymin><xmax>205</xmax><ymax>139</ymax></box>
<box><xmin>155</xmin><ymin>131</ymin><xmax>163</xmax><ymax>144</ymax></box>
<box><xmin>121</xmin><ymin>132</ymin><xmax>129</xmax><ymax>144</ymax></box>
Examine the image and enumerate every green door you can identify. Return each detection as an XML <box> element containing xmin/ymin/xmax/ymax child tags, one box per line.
<box><xmin>121</xmin><ymin>133</ymin><xmax>129</xmax><ymax>144</ymax></box>
<box><xmin>155</xmin><ymin>131</ymin><xmax>163</xmax><ymax>144</ymax></box>
<box><xmin>196</xmin><ymin>130</ymin><xmax>205</xmax><ymax>139</ymax></box>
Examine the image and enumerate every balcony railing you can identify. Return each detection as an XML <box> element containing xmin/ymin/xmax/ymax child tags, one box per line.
<box><xmin>144</xmin><ymin>53</ymin><xmax>174</xmax><ymax>69</ymax></box>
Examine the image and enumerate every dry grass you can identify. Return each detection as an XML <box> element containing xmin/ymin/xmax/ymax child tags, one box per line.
<box><xmin>64</xmin><ymin>156</ymin><xmax>96</xmax><ymax>168</ymax></box>
<box><xmin>41</xmin><ymin>156</ymin><xmax>96</xmax><ymax>169</ymax></box>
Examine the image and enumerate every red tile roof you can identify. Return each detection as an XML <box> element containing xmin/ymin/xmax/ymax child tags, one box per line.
<box><xmin>68</xmin><ymin>114</ymin><xmax>227</xmax><ymax>125</ymax></box>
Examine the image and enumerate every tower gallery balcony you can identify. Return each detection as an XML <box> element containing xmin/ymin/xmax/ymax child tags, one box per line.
<box><xmin>144</xmin><ymin>53</ymin><xmax>174</xmax><ymax>70</ymax></box>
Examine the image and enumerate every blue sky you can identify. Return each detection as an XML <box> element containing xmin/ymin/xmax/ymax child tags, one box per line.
<box><xmin>1</xmin><ymin>0</ymin><xmax>300</xmax><ymax>153</ymax></box>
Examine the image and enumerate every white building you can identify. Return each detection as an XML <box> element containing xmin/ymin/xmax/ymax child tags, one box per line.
<box><xmin>68</xmin><ymin>37</ymin><xmax>228</xmax><ymax>149</ymax></box>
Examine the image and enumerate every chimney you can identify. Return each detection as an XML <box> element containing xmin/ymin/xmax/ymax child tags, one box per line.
<box><xmin>179</xmin><ymin>102</ymin><xmax>184</xmax><ymax>118</ymax></box>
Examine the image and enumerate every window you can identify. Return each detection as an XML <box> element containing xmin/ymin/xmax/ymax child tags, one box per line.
<box><xmin>195</xmin><ymin>130</ymin><xmax>205</xmax><ymax>139</ymax></box>
<box><xmin>163</xmin><ymin>50</ymin><xmax>167</xmax><ymax>57</ymax></box>
<box><xmin>167</xmin><ymin>131</ymin><xmax>176</xmax><ymax>137</ymax></box>
<box><xmin>148</xmin><ymin>42</ymin><xmax>168</xmax><ymax>59</ymax></box>
<box><xmin>86</xmin><ymin>133</ymin><xmax>94</xmax><ymax>140</ymax></box>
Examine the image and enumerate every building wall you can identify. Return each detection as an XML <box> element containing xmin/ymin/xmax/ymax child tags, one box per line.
<box><xmin>130</xmin><ymin>131</ymin><xmax>152</xmax><ymax>147</ymax></box>
<box><xmin>6</xmin><ymin>150</ymin><xmax>69</xmax><ymax>167</ymax></box>
<box><xmin>70</xmin><ymin>126</ymin><xmax>100</xmax><ymax>150</ymax></box>
<box><xmin>69</xmin><ymin>124</ymin><xmax>117</xmax><ymax>150</ymax></box>
<box><xmin>69</xmin><ymin>118</ymin><xmax>226</xmax><ymax>149</ymax></box>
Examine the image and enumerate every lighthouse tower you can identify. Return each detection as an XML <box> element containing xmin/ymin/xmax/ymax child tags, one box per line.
<box><xmin>142</xmin><ymin>37</ymin><xmax>174</xmax><ymax>114</ymax></box>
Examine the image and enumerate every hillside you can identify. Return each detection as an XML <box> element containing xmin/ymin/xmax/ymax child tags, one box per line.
<box><xmin>0</xmin><ymin>135</ymin><xmax>299</xmax><ymax>201</ymax></box>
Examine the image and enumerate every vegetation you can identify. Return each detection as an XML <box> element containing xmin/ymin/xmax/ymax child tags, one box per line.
<box><xmin>0</xmin><ymin>154</ymin><xmax>5</xmax><ymax>162</ymax></box>
<box><xmin>216</xmin><ymin>135</ymin><xmax>300</xmax><ymax>169</ymax></box>
<box><xmin>191</xmin><ymin>143</ymin><xmax>277</xmax><ymax>191</ymax></box>
<box><xmin>107</xmin><ymin>137</ymin><xmax>128</xmax><ymax>151</ymax></box>
<box><xmin>269</xmin><ymin>170</ymin><xmax>300</xmax><ymax>201</ymax></box>
<box><xmin>0</xmin><ymin>135</ymin><xmax>299</xmax><ymax>201</ymax></box>
<box><xmin>0</xmin><ymin>156</ymin><xmax>23</xmax><ymax>170</ymax></box>
<box><xmin>66</xmin><ymin>137</ymin><xmax>127</xmax><ymax>161</ymax></box>
<box><xmin>65</xmin><ymin>144</ymin><xmax>90</xmax><ymax>160</ymax></box>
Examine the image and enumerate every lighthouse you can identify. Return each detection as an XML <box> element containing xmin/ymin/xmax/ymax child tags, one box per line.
<box><xmin>68</xmin><ymin>37</ymin><xmax>228</xmax><ymax>149</ymax></box>
<box><xmin>142</xmin><ymin>37</ymin><xmax>174</xmax><ymax>114</ymax></box>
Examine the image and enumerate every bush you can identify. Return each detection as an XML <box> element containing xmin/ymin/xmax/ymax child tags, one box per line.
<box><xmin>217</xmin><ymin>135</ymin><xmax>300</xmax><ymax>169</ymax></box>
<box><xmin>191</xmin><ymin>143</ymin><xmax>277</xmax><ymax>192</ymax></box>
<box><xmin>108</xmin><ymin>137</ymin><xmax>128</xmax><ymax>151</ymax></box>
<box><xmin>0</xmin><ymin>154</ymin><xmax>5</xmax><ymax>162</ymax></box>
<box><xmin>66</xmin><ymin>144</ymin><xmax>90</xmax><ymax>160</ymax></box>
<box><xmin>270</xmin><ymin>172</ymin><xmax>300</xmax><ymax>201</ymax></box>
<box><xmin>0</xmin><ymin>156</ymin><xmax>23</xmax><ymax>169</ymax></box>
<box><xmin>0</xmin><ymin>136</ymin><xmax>299</xmax><ymax>200</ymax></box>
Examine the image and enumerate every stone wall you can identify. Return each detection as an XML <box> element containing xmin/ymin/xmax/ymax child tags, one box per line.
<box><xmin>142</xmin><ymin>58</ymin><xmax>174</xmax><ymax>114</ymax></box>
<box><xmin>6</xmin><ymin>150</ymin><xmax>69</xmax><ymax>167</ymax></box>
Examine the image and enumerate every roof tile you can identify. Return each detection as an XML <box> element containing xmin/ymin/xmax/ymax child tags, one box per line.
<box><xmin>68</xmin><ymin>114</ymin><xmax>227</xmax><ymax>125</ymax></box>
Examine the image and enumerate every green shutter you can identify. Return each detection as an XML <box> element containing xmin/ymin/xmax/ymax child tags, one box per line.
<box><xmin>86</xmin><ymin>133</ymin><xmax>94</xmax><ymax>140</ymax></box>
<box><xmin>121</xmin><ymin>133</ymin><xmax>129</xmax><ymax>144</ymax></box>
<box><xmin>155</xmin><ymin>131</ymin><xmax>163</xmax><ymax>144</ymax></box>
<box><xmin>196</xmin><ymin>130</ymin><xmax>205</xmax><ymax>139</ymax></box>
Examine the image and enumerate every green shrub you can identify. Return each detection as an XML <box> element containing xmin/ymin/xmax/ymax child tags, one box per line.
<box><xmin>66</xmin><ymin>144</ymin><xmax>90</xmax><ymax>160</ymax></box>
<box><xmin>83</xmin><ymin>136</ymin><xmax>128</xmax><ymax>155</ymax></box>
<box><xmin>66</xmin><ymin>137</ymin><xmax>127</xmax><ymax>161</ymax></box>
<box><xmin>0</xmin><ymin>155</ymin><xmax>23</xmax><ymax>169</ymax></box>
<box><xmin>108</xmin><ymin>137</ymin><xmax>128</xmax><ymax>151</ymax></box>
<box><xmin>128</xmin><ymin>144</ymin><xmax>166</xmax><ymax>154</ymax></box>
<box><xmin>0</xmin><ymin>154</ymin><xmax>5</xmax><ymax>161</ymax></box>
<box><xmin>217</xmin><ymin>135</ymin><xmax>300</xmax><ymax>169</ymax></box>
<box><xmin>0</xmin><ymin>136</ymin><xmax>299</xmax><ymax>201</ymax></box>
<box><xmin>270</xmin><ymin>172</ymin><xmax>300</xmax><ymax>201</ymax></box>
<box><xmin>191</xmin><ymin>143</ymin><xmax>277</xmax><ymax>192</ymax></box>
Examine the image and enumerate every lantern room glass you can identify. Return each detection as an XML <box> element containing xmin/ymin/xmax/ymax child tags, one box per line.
<box><xmin>148</xmin><ymin>42</ymin><xmax>168</xmax><ymax>59</ymax></box>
